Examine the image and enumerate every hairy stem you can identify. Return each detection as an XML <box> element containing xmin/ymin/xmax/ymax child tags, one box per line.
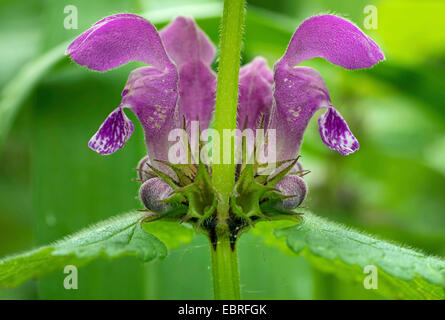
<box><xmin>212</xmin><ymin>0</ymin><xmax>245</xmax><ymax>213</ymax></box>
<box><xmin>210</xmin><ymin>229</ymin><xmax>241</xmax><ymax>300</ymax></box>
<box><xmin>210</xmin><ymin>0</ymin><xmax>245</xmax><ymax>300</ymax></box>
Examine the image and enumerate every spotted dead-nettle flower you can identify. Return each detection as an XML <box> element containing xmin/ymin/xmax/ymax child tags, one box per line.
<box><xmin>67</xmin><ymin>14</ymin><xmax>383</xmax><ymax>226</ymax></box>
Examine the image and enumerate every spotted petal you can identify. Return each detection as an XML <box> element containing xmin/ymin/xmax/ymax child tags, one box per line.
<box><xmin>88</xmin><ymin>106</ymin><xmax>134</xmax><ymax>155</ymax></box>
<box><xmin>160</xmin><ymin>17</ymin><xmax>216</xmax><ymax>130</ymax></box>
<box><xmin>281</xmin><ymin>14</ymin><xmax>385</xmax><ymax>69</ymax></box>
<box><xmin>270</xmin><ymin>66</ymin><xmax>331</xmax><ymax>161</ymax></box>
<box><xmin>318</xmin><ymin>107</ymin><xmax>359</xmax><ymax>155</ymax></box>
<box><xmin>122</xmin><ymin>67</ymin><xmax>179</xmax><ymax>163</ymax></box>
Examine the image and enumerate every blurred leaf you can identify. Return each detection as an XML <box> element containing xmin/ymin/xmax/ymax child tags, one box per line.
<box><xmin>141</xmin><ymin>1</ymin><xmax>221</xmax><ymax>22</ymax></box>
<box><xmin>239</xmin><ymin>231</ymin><xmax>316</xmax><ymax>299</ymax></box>
<box><xmin>145</xmin><ymin>235</ymin><xmax>214</xmax><ymax>299</ymax></box>
<box><xmin>243</xmin><ymin>6</ymin><xmax>294</xmax><ymax>60</ymax></box>
<box><xmin>0</xmin><ymin>42</ymin><xmax>67</xmax><ymax>149</ymax></box>
<box><xmin>254</xmin><ymin>212</ymin><xmax>445</xmax><ymax>299</ymax></box>
<box><xmin>377</xmin><ymin>0</ymin><xmax>445</xmax><ymax>64</ymax></box>
<box><xmin>367</xmin><ymin>63</ymin><xmax>445</xmax><ymax>121</ymax></box>
<box><xmin>0</xmin><ymin>212</ymin><xmax>193</xmax><ymax>288</ymax></box>
<box><xmin>250</xmin><ymin>220</ymin><xmax>296</xmax><ymax>256</ymax></box>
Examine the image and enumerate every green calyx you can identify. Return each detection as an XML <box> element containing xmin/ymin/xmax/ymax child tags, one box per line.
<box><xmin>138</xmin><ymin>156</ymin><xmax>307</xmax><ymax>239</ymax></box>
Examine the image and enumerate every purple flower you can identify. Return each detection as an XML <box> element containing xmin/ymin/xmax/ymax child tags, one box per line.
<box><xmin>67</xmin><ymin>14</ymin><xmax>383</xmax><ymax>213</ymax></box>
<box><xmin>237</xmin><ymin>57</ymin><xmax>274</xmax><ymax>130</ymax></box>
<box><xmin>235</xmin><ymin>15</ymin><xmax>383</xmax><ymax>210</ymax></box>
<box><xmin>66</xmin><ymin>14</ymin><xmax>216</xmax><ymax>164</ymax></box>
<box><xmin>243</xmin><ymin>15</ymin><xmax>384</xmax><ymax>160</ymax></box>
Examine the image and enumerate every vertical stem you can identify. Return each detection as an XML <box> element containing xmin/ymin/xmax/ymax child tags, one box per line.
<box><xmin>210</xmin><ymin>233</ymin><xmax>241</xmax><ymax>300</ymax></box>
<box><xmin>212</xmin><ymin>0</ymin><xmax>245</xmax><ymax>213</ymax></box>
<box><xmin>210</xmin><ymin>0</ymin><xmax>245</xmax><ymax>300</ymax></box>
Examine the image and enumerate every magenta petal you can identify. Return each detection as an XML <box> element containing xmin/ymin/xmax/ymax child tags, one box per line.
<box><xmin>160</xmin><ymin>17</ymin><xmax>216</xmax><ymax>130</ymax></box>
<box><xmin>237</xmin><ymin>57</ymin><xmax>274</xmax><ymax>130</ymax></box>
<box><xmin>160</xmin><ymin>16</ymin><xmax>215</xmax><ymax>66</ymax></box>
<box><xmin>122</xmin><ymin>66</ymin><xmax>179</xmax><ymax>163</ymax></box>
<box><xmin>318</xmin><ymin>107</ymin><xmax>359</xmax><ymax>155</ymax></box>
<box><xmin>280</xmin><ymin>15</ymin><xmax>384</xmax><ymax>69</ymax></box>
<box><xmin>88</xmin><ymin>106</ymin><xmax>134</xmax><ymax>155</ymax></box>
<box><xmin>176</xmin><ymin>62</ymin><xmax>216</xmax><ymax>130</ymax></box>
<box><xmin>270</xmin><ymin>66</ymin><xmax>331</xmax><ymax>161</ymax></box>
<box><xmin>67</xmin><ymin>14</ymin><xmax>173</xmax><ymax>71</ymax></box>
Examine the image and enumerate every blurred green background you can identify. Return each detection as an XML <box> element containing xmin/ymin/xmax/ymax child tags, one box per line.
<box><xmin>0</xmin><ymin>0</ymin><xmax>444</xmax><ymax>299</ymax></box>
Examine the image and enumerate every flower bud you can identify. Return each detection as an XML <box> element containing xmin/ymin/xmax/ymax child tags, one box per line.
<box><xmin>139</xmin><ymin>178</ymin><xmax>173</xmax><ymax>213</ymax></box>
<box><xmin>275</xmin><ymin>175</ymin><xmax>307</xmax><ymax>210</ymax></box>
<box><xmin>137</xmin><ymin>156</ymin><xmax>154</xmax><ymax>181</ymax></box>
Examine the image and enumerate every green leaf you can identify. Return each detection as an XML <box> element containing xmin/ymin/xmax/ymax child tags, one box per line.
<box><xmin>252</xmin><ymin>212</ymin><xmax>445</xmax><ymax>300</ymax></box>
<box><xmin>0</xmin><ymin>212</ymin><xmax>194</xmax><ymax>288</ymax></box>
<box><xmin>143</xmin><ymin>220</ymin><xmax>194</xmax><ymax>250</ymax></box>
<box><xmin>250</xmin><ymin>220</ymin><xmax>297</xmax><ymax>256</ymax></box>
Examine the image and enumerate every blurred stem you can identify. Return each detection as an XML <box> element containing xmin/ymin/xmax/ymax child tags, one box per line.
<box><xmin>210</xmin><ymin>0</ymin><xmax>245</xmax><ymax>300</ymax></box>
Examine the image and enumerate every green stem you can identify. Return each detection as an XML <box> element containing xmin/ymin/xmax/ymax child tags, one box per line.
<box><xmin>210</xmin><ymin>0</ymin><xmax>245</xmax><ymax>300</ymax></box>
<box><xmin>210</xmin><ymin>231</ymin><xmax>241</xmax><ymax>300</ymax></box>
<box><xmin>212</xmin><ymin>0</ymin><xmax>245</xmax><ymax>213</ymax></box>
